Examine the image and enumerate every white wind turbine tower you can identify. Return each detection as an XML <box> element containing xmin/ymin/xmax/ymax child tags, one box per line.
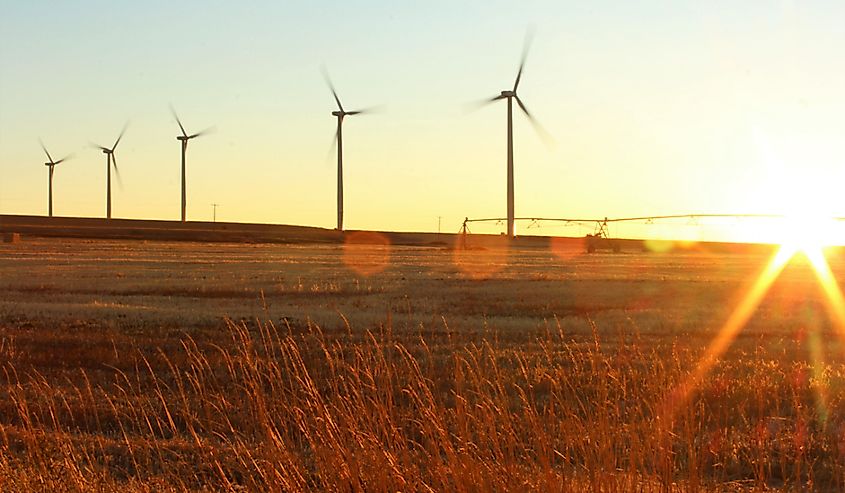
<box><xmin>478</xmin><ymin>32</ymin><xmax>549</xmax><ymax>239</ymax></box>
<box><xmin>92</xmin><ymin>123</ymin><xmax>127</xmax><ymax>219</ymax></box>
<box><xmin>171</xmin><ymin>105</ymin><xmax>214</xmax><ymax>222</ymax></box>
<box><xmin>39</xmin><ymin>140</ymin><xmax>72</xmax><ymax>217</ymax></box>
<box><xmin>323</xmin><ymin>68</ymin><xmax>375</xmax><ymax>232</ymax></box>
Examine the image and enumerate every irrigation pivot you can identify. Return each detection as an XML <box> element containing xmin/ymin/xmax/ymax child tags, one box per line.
<box><xmin>323</xmin><ymin>67</ymin><xmax>373</xmax><ymax>232</ymax></box>
<box><xmin>39</xmin><ymin>140</ymin><xmax>72</xmax><ymax>217</ymax></box>
<box><xmin>477</xmin><ymin>31</ymin><xmax>549</xmax><ymax>239</ymax></box>
<box><xmin>171</xmin><ymin>105</ymin><xmax>214</xmax><ymax>222</ymax></box>
<box><xmin>92</xmin><ymin>123</ymin><xmax>127</xmax><ymax>219</ymax></box>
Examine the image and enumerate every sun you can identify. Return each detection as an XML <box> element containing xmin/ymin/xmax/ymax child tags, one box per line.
<box><xmin>743</xmin><ymin>170</ymin><xmax>845</xmax><ymax>251</ymax></box>
<box><xmin>740</xmin><ymin>127</ymin><xmax>845</xmax><ymax>250</ymax></box>
<box><xmin>661</xmin><ymin>220</ymin><xmax>845</xmax><ymax>423</ymax></box>
<box><xmin>778</xmin><ymin>213</ymin><xmax>841</xmax><ymax>256</ymax></box>
<box><xmin>749</xmin><ymin>162</ymin><xmax>845</xmax><ymax>251</ymax></box>
<box><xmin>662</xmin><ymin>137</ymin><xmax>845</xmax><ymax>419</ymax></box>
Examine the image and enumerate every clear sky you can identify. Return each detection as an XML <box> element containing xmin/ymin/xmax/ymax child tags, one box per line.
<box><xmin>2</xmin><ymin>1</ymin><xmax>845</xmax><ymax>240</ymax></box>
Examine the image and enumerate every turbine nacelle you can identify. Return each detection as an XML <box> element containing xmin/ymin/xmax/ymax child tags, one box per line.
<box><xmin>39</xmin><ymin>140</ymin><xmax>71</xmax><ymax>167</ymax></box>
<box><xmin>170</xmin><ymin>106</ymin><xmax>213</xmax><ymax>142</ymax></box>
<box><xmin>332</xmin><ymin>110</ymin><xmax>345</xmax><ymax>117</ymax></box>
<box><xmin>500</xmin><ymin>90</ymin><xmax>516</xmax><ymax>98</ymax></box>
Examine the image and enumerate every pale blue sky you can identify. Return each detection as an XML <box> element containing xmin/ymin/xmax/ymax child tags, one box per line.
<box><xmin>3</xmin><ymin>1</ymin><xmax>845</xmax><ymax>239</ymax></box>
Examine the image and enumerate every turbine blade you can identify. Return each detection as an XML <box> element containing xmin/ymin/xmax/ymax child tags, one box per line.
<box><xmin>346</xmin><ymin>105</ymin><xmax>384</xmax><ymax>116</ymax></box>
<box><xmin>54</xmin><ymin>153</ymin><xmax>74</xmax><ymax>165</ymax></box>
<box><xmin>188</xmin><ymin>125</ymin><xmax>216</xmax><ymax>139</ymax></box>
<box><xmin>111</xmin><ymin>122</ymin><xmax>128</xmax><ymax>151</ymax></box>
<box><xmin>170</xmin><ymin>104</ymin><xmax>188</xmax><ymax>137</ymax></box>
<box><xmin>326</xmin><ymin>127</ymin><xmax>339</xmax><ymax>164</ymax></box>
<box><xmin>515</xmin><ymin>95</ymin><xmax>534</xmax><ymax>120</ymax></box>
<box><xmin>321</xmin><ymin>66</ymin><xmax>345</xmax><ymax>112</ymax></box>
<box><xmin>515</xmin><ymin>96</ymin><xmax>554</xmax><ymax>146</ymax></box>
<box><xmin>513</xmin><ymin>29</ymin><xmax>535</xmax><ymax>92</ymax></box>
<box><xmin>91</xmin><ymin>142</ymin><xmax>110</xmax><ymax>152</ymax></box>
<box><xmin>463</xmin><ymin>95</ymin><xmax>506</xmax><ymax>114</ymax></box>
<box><xmin>39</xmin><ymin>139</ymin><xmax>54</xmax><ymax>164</ymax></box>
<box><xmin>111</xmin><ymin>154</ymin><xmax>124</xmax><ymax>190</ymax></box>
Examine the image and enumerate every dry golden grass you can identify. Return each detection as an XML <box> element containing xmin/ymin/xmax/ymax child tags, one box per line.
<box><xmin>1</xmin><ymin>238</ymin><xmax>845</xmax><ymax>491</ymax></box>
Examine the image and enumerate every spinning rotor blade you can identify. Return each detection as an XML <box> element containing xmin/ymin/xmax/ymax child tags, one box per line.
<box><xmin>321</xmin><ymin>67</ymin><xmax>345</xmax><ymax>112</ymax></box>
<box><xmin>111</xmin><ymin>154</ymin><xmax>124</xmax><ymax>190</ymax></box>
<box><xmin>326</xmin><ymin>127</ymin><xmax>339</xmax><ymax>164</ymax></box>
<box><xmin>53</xmin><ymin>153</ymin><xmax>74</xmax><ymax>165</ymax></box>
<box><xmin>39</xmin><ymin>139</ymin><xmax>54</xmax><ymax>164</ymax></box>
<box><xmin>111</xmin><ymin>122</ymin><xmax>128</xmax><ymax>151</ymax></box>
<box><xmin>170</xmin><ymin>105</ymin><xmax>188</xmax><ymax>137</ymax></box>
<box><xmin>188</xmin><ymin>125</ymin><xmax>216</xmax><ymax>139</ymax></box>
<box><xmin>515</xmin><ymin>95</ymin><xmax>534</xmax><ymax>120</ymax></box>
<box><xmin>345</xmin><ymin>104</ymin><xmax>383</xmax><ymax>116</ymax></box>
<box><xmin>463</xmin><ymin>94</ymin><xmax>507</xmax><ymax>114</ymax></box>
<box><xmin>513</xmin><ymin>29</ymin><xmax>534</xmax><ymax>92</ymax></box>
<box><xmin>515</xmin><ymin>95</ymin><xmax>554</xmax><ymax>146</ymax></box>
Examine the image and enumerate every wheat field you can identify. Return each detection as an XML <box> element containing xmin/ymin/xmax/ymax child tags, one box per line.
<box><xmin>0</xmin><ymin>238</ymin><xmax>843</xmax><ymax>491</ymax></box>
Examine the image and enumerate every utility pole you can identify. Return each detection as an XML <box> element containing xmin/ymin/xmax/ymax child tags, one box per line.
<box><xmin>211</xmin><ymin>203</ymin><xmax>220</xmax><ymax>222</ymax></box>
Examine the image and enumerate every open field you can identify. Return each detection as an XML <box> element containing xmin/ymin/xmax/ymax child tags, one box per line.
<box><xmin>1</xmin><ymin>237</ymin><xmax>845</xmax><ymax>490</ymax></box>
<box><xmin>0</xmin><ymin>214</ymin><xmax>780</xmax><ymax>253</ymax></box>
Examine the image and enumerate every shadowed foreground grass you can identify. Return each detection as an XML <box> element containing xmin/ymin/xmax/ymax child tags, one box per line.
<box><xmin>2</xmin><ymin>316</ymin><xmax>845</xmax><ymax>492</ymax></box>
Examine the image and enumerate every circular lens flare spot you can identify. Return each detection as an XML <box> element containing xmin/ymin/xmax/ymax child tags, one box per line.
<box><xmin>644</xmin><ymin>239</ymin><xmax>675</xmax><ymax>253</ymax></box>
<box><xmin>343</xmin><ymin>231</ymin><xmax>391</xmax><ymax>277</ymax></box>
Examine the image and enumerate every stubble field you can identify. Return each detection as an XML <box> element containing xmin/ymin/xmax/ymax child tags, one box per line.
<box><xmin>0</xmin><ymin>236</ymin><xmax>844</xmax><ymax>491</ymax></box>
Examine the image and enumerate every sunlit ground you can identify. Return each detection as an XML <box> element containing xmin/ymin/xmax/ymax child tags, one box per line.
<box><xmin>666</xmin><ymin>212</ymin><xmax>845</xmax><ymax>422</ymax></box>
<box><xmin>3</xmin><ymin>236</ymin><xmax>845</xmax><ymax>489</ymax></box>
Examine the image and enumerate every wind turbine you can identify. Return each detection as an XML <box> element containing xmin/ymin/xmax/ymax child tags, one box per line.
<box><xmin>171</xmin><ymin>106</ymin><xmax>213</xmax><ymax>222</ymax></box>
<box><xmin>93</xmin><ymin>124</ymin><xmax>127</xmax><ymax>219</ymax></box>
<box><xmin>323</xmin><ymin>68</ymin><xmax>371</xmax><ymax>232</ymax></box>
<box><xmin>39</xmin><ymin>140</ymin><xmax>72</xmax><ymax>217</ymax></box>
<box><xmin>478</xmin><ymin>33</ymin><xmax>548</xmax><ymax>239</ymax></box>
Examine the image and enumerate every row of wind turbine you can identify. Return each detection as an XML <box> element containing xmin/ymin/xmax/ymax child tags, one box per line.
<box><xmin>40</xmin><ymin>110</ymin><xmax>212</xmax><ymax>221</ymax></box>
<box><xmin>322</xmin><ymin>32</ymin><xmax>546</xmax><ymax>236</ymax></box>
<box><xmin>38</xmin><ymin>34</ymin><xmax>544</xmax><ymax>236</ymax></box>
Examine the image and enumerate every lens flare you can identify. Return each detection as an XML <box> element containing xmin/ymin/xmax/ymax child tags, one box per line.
<box><xmin>804</xmin><ymin>247</ymin><xmax>845</xmax><ymax>332</ymax></box>
<box><xmin>342</xmin><ymin>231</ymin><xmax>391</xmax><ymax>277</ymax></box>
<box><xmin>664</xmin><ymin>241</ymin><xmax>845</xmax><ymax>424</ymax></box>
<box><xmin>662</xmin><ymin>245</ymin><xmax>796</xmax><ymax>419</ymax></box>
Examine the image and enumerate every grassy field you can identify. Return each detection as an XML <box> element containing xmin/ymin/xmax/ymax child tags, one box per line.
<box><xmin>1</xmin><ymin>237</ymin><xmax>844</xmax><ymax>491</ymax></box>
